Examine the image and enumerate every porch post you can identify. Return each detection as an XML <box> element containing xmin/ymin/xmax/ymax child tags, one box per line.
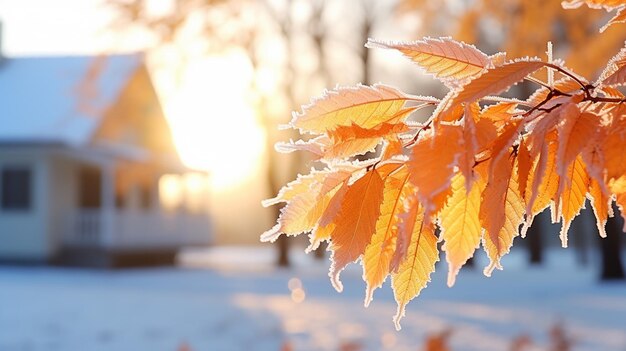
<box><xmin>101</xmin><ymin>164</ymin><xmax>116</xmax><ymax>248</ymax></box>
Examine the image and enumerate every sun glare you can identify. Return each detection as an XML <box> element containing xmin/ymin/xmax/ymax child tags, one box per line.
<box><xmin>166</xmin><ymin>52</ymin><xmax>266</xmax><ymax>190</ymax></box>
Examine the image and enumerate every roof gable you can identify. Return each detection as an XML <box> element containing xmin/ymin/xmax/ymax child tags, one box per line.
<box><xmin>0</xmin><ymin>54</ymin><xmax>141</xmax><ymax>145</ymax></box>
<box><xmin>92</xmin><ymin>65</ymin><xmax>179</xmax><ymax>158</ymax></box>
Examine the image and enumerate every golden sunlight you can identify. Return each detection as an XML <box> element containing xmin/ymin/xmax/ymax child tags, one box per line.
<box><xmin>166</xmin><ymin>51</ymin><xmax>266</xmax><ymax>190</ymax></box>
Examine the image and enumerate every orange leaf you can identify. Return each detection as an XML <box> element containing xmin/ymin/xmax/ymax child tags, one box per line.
<box><xmin>408</xmin><ymin>125</ymin><xmax>462</xmax><ymax>218</ymax></box>
<box><xmin>527</xmin><ymin>78</ymin><xmax>583</xmax><ymax>107</ymax></box>
<box><xmin>262</xmin><ymin>170</ymin><xmax>329</xmax><ymax>207</ymax></box>
<box><xmin>329</xmin><ymin>169</ymin><xmax>386</xmax><ymax>291</ymax></box>
<box><xmin>363</xmin><ymin>166</ymin><xmax>411</xmax><ymax>305</ymax></box>
<box><xmin>517</xmin><ymin>138</ymin><xmax>532</xmax><ymax>200</ymax></box>
<box><xmin>390</xmin><ymin>207</ymin><xmax>438</xmax><ymax>330</ymax></box>
<box><xmin>440</xmin><ymin>174</ymin><xmax>484</xmax><ymax>286</ymax></box>
<box><xmin>481</xmin><ymin>102</ymin><xmax>521</xmax><ymax>122</ymax></box>
<box><xmin>381</xmin><ymin>136</ymin><xmax>404</xmax><ymax>160</ymax></box>
<box><xmin>602</xmin><ymin>114</ymin><xmax>626</xmax><ymax>182</ymax></box>
<box><xmin>555</xmin><ymin>110</ymin><xmax>598</xmax><ymax>179</ymax></box>
<box><xmin>261</xmin><ymin>169</ymin><xmax>355</xmax><ymax>243</ymax></box>
<box><xmin>458</xmin><ymin>103</ymin><xmax>480</xmax><ymax>190</ymax></box>
<box><xmin>480</xmin><ymin>156</ymin><xmax>525</xmax><ymax>276</ymax></box>
<box><xmin>525</xmin><ymin>132</ymin><xmax>560</xmax><ymax>219</ymax></box>
<box><xmin>450</xmin><ymin>60</ymin><xmax>546</xmax><ymax>106</ymax></box>
<box><xmin>367</xmin><ymin>37</ymin><xmax>490</xmax><ymax>86</ymax></box>
<box><xmin>474</xmin><ymin>118</ymin><xmax>498</xmax><ymax>152</ymax></box>
<box><xmin>323</xmin><ymin>120</ymin><xmax>412</xmax><ymax>159</ymax></box>
<box><xmin>588</xmin><ymin>178</ymin><xmax>612</xmax><ymax>238</ymax></box>
<box><xmin>487</xmin><ymin>118</ymin><xmax>524</xmax><ymax>182</ymax></box>
<box><xmin>389</xmin><ymin>194</ymin><xmax>420</xmax><ymax>273</ymax></box>
<box><xmin>555</xmin><ymin>157</ymin><xmax>589</xmax><ymax>247</ymax></box>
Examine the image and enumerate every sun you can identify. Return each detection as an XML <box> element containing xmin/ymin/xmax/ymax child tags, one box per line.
<box><xmin>164</xmin><ymin>51</ymin><xmax>266</xmax><ymax>191</ymax></box>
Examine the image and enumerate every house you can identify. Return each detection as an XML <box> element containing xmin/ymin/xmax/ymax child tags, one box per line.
<box><xmin>0</xmin><ymin>53</ymin><xmax>212</xmax><ymax>267</ymax></box>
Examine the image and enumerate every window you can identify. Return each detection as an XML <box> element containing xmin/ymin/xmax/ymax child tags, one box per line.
<box><xmin>139</xmin><ymin>183</ymin><xmax>152</xmax><ymax>210</ymax></box>
<box><xmin>1</xmin><ymin>167</ymin><xmax>32</xmax><ymax>210</ymax></box>
<box><xmin>78</xmin><ymin>167</ymin><xmax>102</xmax><ymax>209</ymax></box>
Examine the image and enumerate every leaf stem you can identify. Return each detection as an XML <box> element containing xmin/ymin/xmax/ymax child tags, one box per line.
<box><xmin>544</xmin><ymin>63</ymin><xmax>588</xmax><ymax>92</ymax></box>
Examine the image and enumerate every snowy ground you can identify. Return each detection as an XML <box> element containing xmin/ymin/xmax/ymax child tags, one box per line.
<box><xmin>1</xmin><ymin>247</ymin><xmax>625</xmax><ymax>351</ymax></box>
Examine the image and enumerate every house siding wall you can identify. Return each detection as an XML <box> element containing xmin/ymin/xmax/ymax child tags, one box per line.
<box><xmin>0</xmin><ymin>148</ymin><xmax>51</xmax><ymax>261</ymax></box>
<box><xmin>46</xmin><ymin>154</ymin><xmax>80</xmax><ymax>257</ymax></box>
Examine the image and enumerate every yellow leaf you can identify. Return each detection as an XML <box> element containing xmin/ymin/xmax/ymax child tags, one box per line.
<box><xmin>329</xmin><ymin>169</ymin><xmax>386</xmax><ymax>292</ymax></box>
<box><xmin>261</xmin><ymin>169</ymin><xmax>354</xmax><ymax>243</ymax></box>
<box><xmin>362</xmin><ymin>166</ymin><xmax>410</xmax><ymax>306</ymax></box>
<box><xmin>262</xmin><ymin>170</ymin><xmax>329</xmax><ymax>207</ymax></box>
<box><xmin>367</xmin><ymin>37</ymin><xmax>489</xmax><ymax>86</ymax></box>
<box><xmin>291</xmin><ymin>84</ymin><xmax>436</xmax><ymax>134</ymax></box>
<box><xmin>389</xmin><ymin>193</ymin><xmax>420</xmax><ymax>273</ymax></box>
<box><xmin>439</xmin><ymin>173</ymin><xmax>484</xmax><ymax>287</ymax></box>
<box><xmin>307</xmin><ymin>222</ymin><xmax>335</xmax><ymax>253</ymax></box>
<box><xmin>390</xmin><ymin>212</ymin><xmax>438</xmax><ymax>330</ymax></box>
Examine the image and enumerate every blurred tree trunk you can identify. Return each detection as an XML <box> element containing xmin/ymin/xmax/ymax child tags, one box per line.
<box><xmin>599</xmin><ymin>207</ymin><xmax>625</xmax><ymax>280</ymax></box>
<box><xmin>571</xmin><ymin>207</ymin><xmax>593</xmax><ymax>267</ymax></box>
<box><xmin>526</xmin><ymin>211</ymin><xmax>545</xmax><ymax>265</ymax></box>
<box><xmin>358</xmin><ymin>0</ymin><xmax>379</xmax><ymax>87</ymax></box>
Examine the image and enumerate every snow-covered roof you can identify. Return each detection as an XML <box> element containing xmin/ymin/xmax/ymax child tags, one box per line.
<box><xmin>0</xmin><ymin>54</ymin><xmax>142</xmax><ymax>145</ymax></box>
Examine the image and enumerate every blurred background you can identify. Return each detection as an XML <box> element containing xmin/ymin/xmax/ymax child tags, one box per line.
<box><xmin>0</xmin><ymin>0</ymin><xmax>625</xmax><ymax>350</ymax></box>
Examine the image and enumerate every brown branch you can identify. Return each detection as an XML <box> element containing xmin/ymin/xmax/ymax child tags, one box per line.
<box><xmin>588</xmin><ymin>96</ymin><xmax>626</xmax><ymax>104</ymax></box>
<box><xmin>545</xmin><ymin>63</ymin><xmax>589</xmax><ymax>93</ymax></box>
<box><xmin>403</xmin><ymin>119</ymin><xmax>433</xmax><ymax>148</ymax></box>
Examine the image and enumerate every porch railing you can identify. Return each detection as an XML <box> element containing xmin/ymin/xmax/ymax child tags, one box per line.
<box><xmin>63</xmin><ymin>210</ymin><xmax>211</xmax><ymax>249</ymax></box>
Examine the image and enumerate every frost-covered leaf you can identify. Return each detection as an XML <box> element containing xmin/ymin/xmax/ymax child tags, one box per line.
<box><xmin>367</xmin><ymin>37</ymin><xmax>490</xmax><ymax>86</ymax></box>
<box><xmin>390</xmin><ymin>205</ymin><xmax>438</xmax><ymax>330</ymax></box>
<box><xmin>439</xmin><ymin>173</ymin><xmax>483</xmax><ymax>286</ymax></box>
<box><xmin>328</xmin><ymin>168</ymin><xmax>386</xmax><ymax>291</ymax></box>
<box><xmin>601</xmin><ymin>7</ymin><xmax>626</xmax><ymax>32</ymax></box>
<box><xmin>480</xmin><ymin>156</ymin><xmax>525</xmax><ymax>276</ymax></box>
<box><xmin>408</xmin><ymin>125</ymin><xmax>462</xmax><ymax>218</ymax></box>
<box><xmin>264</xmin><ymin>34</ymin><xmax>626</xmax><ymax>327</ymax></box>
<box><xmin>599</xmin><ymin>44</ymin><xmax>626</xmax><ymax>87</ymax></box>
<box><xmin>362</xmin><ymin>166</ymin><xmax>410</xmax><ymax>306</ymax></box>
<box><xmin>291</xmin><ymin>84</ymin><xmax>436</xmax><ymax>134</ymax></box>
<box><xmin>450</xmin><ymin>60</ymin><xmax>546</xmax><ymax>106</ymax></box>
<box><xmin>555</xmin><ymin>157</ymin><xmax>589</xmax><ymax>247</ymax></box>
<box><xmin>562</xmin><ymin>0</ymin><xmax>626</xmax><ymax>10</ymax></box>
